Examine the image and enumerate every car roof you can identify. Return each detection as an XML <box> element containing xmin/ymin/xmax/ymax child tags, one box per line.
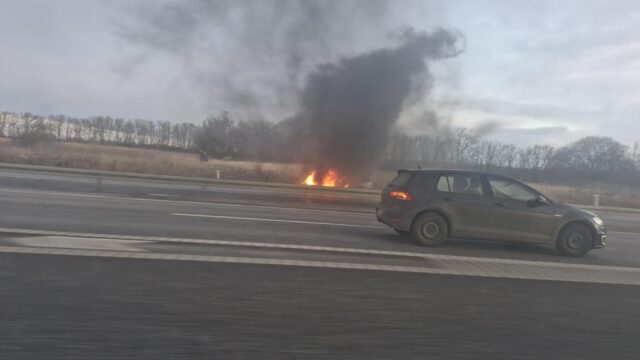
<box><xmin>398</xmin><ymin>168</ymin><xmax>520</xmax><ymax>180</ymax></box>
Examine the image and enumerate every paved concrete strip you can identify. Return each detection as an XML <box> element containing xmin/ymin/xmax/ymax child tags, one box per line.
<box><xmin>0</xmin><ymin>245</ymin><xmax>638</xmax><ymax>285</ymax></box>
<box><xmin>2</xmin><ymin>227</ymin><xmax>640</xmax><ymax>273</ymax></box>
<box><xmin>8</xmin><ymin>236</ymin><xmax>151</xmax><ymax>252</ymax></box>
<box><xmin>0</xmin><ymin>227</ymin><xmax>424</xmax><ymax>258</ymax></box>
<box><xmin>0</xmin><ymin>187</ymin><xmax>373</xmax><ymax>216</ymax></box>
<box><xmin>171</xmin><ymin>213</ymin><xmax>385</xmax><ymax>229</ymax></box>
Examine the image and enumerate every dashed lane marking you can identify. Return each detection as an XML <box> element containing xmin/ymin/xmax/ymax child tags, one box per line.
<box><xmin>171</xmin><ymin>213</ymin><xmax>385</xmax><ymax>229</ymax></box>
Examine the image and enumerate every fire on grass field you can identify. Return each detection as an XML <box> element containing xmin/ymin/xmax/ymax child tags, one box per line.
<box><xmin>1</xmin><ymin>138</ymin><xmax>640</xmax><ymax>207</ymax></box>
<box><xmin>303</xmin><ymin>169</ymin><xmax>349</xmax><ymax>188</ymax></box>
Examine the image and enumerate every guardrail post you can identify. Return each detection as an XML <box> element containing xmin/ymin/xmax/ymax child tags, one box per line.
<box><xmin>216</xmin><ymin>170</ymin><xmax>221</xmax><ymax>179</ymax></box>
<box><xmin>593</xmin><ymin>194</ymin><xmax>600</xmax><ymax>207</ymax></box>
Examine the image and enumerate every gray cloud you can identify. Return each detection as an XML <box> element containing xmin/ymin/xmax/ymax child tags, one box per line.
<box><xmin>2</xmin><ymin>0</ymin><xmax>640</xmax><ymax>146</ymax></box>
<box><xmin>436</xmin><ymin>97</ymin><xmax>604</xmax><ymax>121</ymax></box>
<box><xmin>486</xmin><ymin>126</ymin><xmax>571</xmax><ymax>147</ymax></box>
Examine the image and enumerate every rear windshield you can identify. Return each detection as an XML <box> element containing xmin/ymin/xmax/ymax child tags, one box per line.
<box><xmin>389</xmin><ymin>172</ymin><xmax>414</xmax><ymax>187</ymax></box>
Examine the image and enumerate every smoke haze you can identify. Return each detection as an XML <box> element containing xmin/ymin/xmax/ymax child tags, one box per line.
<box><xmin>119</xmin><ymin>0</ymin><xmax>391</xmax><ymax>120</ymax></box>
<box><xmin>119</xmin><ymin>0</ymin><xmax>462</xmax><ymax>183</ymax></box>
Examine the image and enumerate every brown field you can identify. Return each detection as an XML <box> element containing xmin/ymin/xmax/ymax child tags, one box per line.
<box><xmin>0</xmin><ymin>138</ymin><xmax>303</xmax><ymax>184</ymax></box>
<box><xmin>1</xmin><ymin>138</ymin><xmax>639</xmax><ymax>208</ymax></box>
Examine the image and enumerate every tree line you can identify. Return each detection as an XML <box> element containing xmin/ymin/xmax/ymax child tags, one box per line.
<box><xmin>2</xmin><ymin>111</ymin><xmax>639</xmax><ymax>186</ymax></box>
<box><xmin>0</xmin><ymin>111</ymin><xmax>197</xmax><ymax>149</ymax></box>
<box><xmin>384</xmin><ymin>129</ymin><xmax>640</xmax><ymax>186</ymax></box>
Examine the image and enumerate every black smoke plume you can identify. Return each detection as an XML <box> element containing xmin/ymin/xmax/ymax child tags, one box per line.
<box><xmin>118</xmin><ymin>1</ymin><xmax>463</xmax><ymax>185</ymax></box>
<box><xmin>295</xmin><ymin>28</ymin><xmax>462</xmax><ymax>184</ymax></box>
<box><xmin>117</xmin><ymin>0</ymin><xmax>389</xmax><ymax>120</ymax></box>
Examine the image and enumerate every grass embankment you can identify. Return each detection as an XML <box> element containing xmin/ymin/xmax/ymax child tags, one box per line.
<box><xmin>0</xmin><ymin>138</ymin><xmax>302</xmax><ymax>184</ymax></box>
<box><xmin>0</xmin><ymin>138</ymin><xmax>638</xmax><ymax>208</ymax></box>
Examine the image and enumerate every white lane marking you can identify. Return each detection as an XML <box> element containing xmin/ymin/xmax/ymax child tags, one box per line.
<box><xmin>0</xmin><ymin>187</ymin><xmax>373</xmax><ymax>216</ymax></box>
<box><xmin>1</xmin><ymin>227</ymin><xmax>639</xmax><ymax>274</ymax></box>
<box><xmin>172</xmin><ymin>213</ymin><xmax>385</xmax><ymax>229</ymax></box>
<box><xmin>8</xmin><ymin>236</ymin><xmax>150</xmax><ymax>252</ymax></box>
<box><xmin>0</xmin><ymin>245</ymin><xmax>639</xmax><ymax>285</ymax></box>
<box><xmin>0</xmin><ymin>228</ymin><xmax>421</xmax><ymax>258</ymax></box>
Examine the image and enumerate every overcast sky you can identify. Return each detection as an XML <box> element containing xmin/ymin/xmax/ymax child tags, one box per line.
<box><xmin>1</xmin><ymin>0</ymin><xmax>639</xmax><ymax>147</ymax></box>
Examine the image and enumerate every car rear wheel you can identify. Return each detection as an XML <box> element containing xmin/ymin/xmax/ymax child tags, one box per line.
<box><xmin>411</xmin><ymin>213</ymin><xmax>448</xmax><ymax>247</ymax></box>
<box><xmin>556</xmin><ymin>223</ymin><xmax>593</xmax><ymax>257</ymax></box>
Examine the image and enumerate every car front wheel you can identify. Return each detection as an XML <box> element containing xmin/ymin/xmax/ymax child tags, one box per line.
<box><xmin>556</xmin><ymin>223</ymin><xmax>593</xmax><ymax>257</ymax></box>
<box><xmin>411</xmin><ymin>213</ymin><xmax>448</xmax><ymax>247</ymax></box>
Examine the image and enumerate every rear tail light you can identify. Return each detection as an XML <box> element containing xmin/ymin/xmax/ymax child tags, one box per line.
<box><xmin>389</xmin><ymin>191</ymin><xmax>412</xmax><ymax>201</ymax></box>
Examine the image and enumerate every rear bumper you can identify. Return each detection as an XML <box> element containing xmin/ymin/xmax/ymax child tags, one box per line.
<box><xmin>376</xmin><ymin>206</ymin><xmax>411</xmax><ymax>231</ymax></box>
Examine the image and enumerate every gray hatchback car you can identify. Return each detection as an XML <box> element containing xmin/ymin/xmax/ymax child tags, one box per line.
<box><xmin>376</xmin><ymin>169</ymin><xmax>606</xmax><ymax>257</ymax></box>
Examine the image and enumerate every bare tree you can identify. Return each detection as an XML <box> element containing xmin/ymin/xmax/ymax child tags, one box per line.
<box><xmin>113</xmin><ymin>118</ymin><xmax>125</xmax><ymax>144</ymax></box>
<box><xmin>0</xmin><ymin>112</ymin><xmax>9</xmax><ymax>137</ymax></box>
<box><xmin>502</xmin><ymin>144</ymin><xmax>517</xmax><ymax>169</ymax></box>
<box><xmin>67</xmin><ymin>118</ymin><xmax>81</xmax><ymax>140</ymax></box>
<box><xmin>484</xmin><ymin>141</ymin><xmax>500</xmax><ymax>168</ymax></box>
<box><xmin>172</xmin><ymin>123</ymin><xmax>196</xmax><ymax>149</ymax></box>
<box><xmin>517</xmin><ymin>148</ymin><xmax>532</xmax><ymax>169</ymax></box>
<box><xmin>547</xmin><ymin>136</ymin><xmax>635</xmax><ymax>186</ymax></box>
<box><xmin>453</xmin><ymin>128</ymin><xmax>479</xmax><ymax>165</ymax></box>
<box><xmin>123</xmin><ymin>120</ymin><xmax>135</xmax><ymax>144</ymax></box>
<box><xmin>158</xmin><ymin>121</ymin><xmax>172</xmax><ymax>147</ymax></box>
<box><xmin>631</xmin><ymin>141</ymin><xmax>640</xmax><ymax>166</ymax></box>
<box><xmin>49</xmin><ymin>115</ymin><xmax>67</xmax><ymax>140</ymax></box>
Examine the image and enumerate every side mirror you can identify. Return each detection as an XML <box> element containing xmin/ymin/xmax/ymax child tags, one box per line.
<box><xmin>528</xmin><ymin>195</ymin><xmax>551</xmax><ymax>207</ymax></box>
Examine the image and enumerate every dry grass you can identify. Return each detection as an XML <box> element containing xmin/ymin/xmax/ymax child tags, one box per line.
<box><xmin>1</xmin><ymin>138</ymin><xmax>639</xmax><ymax>208</ymax></box>
<box><xmin>531</xmin><ymin>183</ymin><xmax>640</xmax><ymax>208</ymax></box>
<box><xmin>0</xmin><ymin>138</ymin><xmax>304</xmax><ymax>183</ymax></box>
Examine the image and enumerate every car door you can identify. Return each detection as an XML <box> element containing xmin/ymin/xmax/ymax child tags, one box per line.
<box><xmin>485</xmin><ymin>175</ymin><xmax>557</xmax><ymax>244</ymax></box>
<box><xmin>435</xmin><ymin>172</ymin><xmax>497</xmax><ymax>239</ymax></box>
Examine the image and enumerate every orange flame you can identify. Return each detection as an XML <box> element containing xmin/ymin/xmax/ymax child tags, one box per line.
<box><xmin>303</xmin><ymin>170</ymin><xmax>317</xmax><ymax>186</ymax></box>
<box><xmin>302</xmin><ymin>169</ymin><xmax>349</xmax><ymax>188</ymax></box>
<box><xmin>322</xmin><ymin>169</ymin><xmax>338</xmax><ymax>187</ymax></box>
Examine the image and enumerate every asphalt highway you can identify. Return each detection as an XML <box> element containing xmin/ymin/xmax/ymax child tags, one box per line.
<box><xmin>1</xmin><ymin>168</ymin><xmax>640</xmax><ymax>359</ymax></box>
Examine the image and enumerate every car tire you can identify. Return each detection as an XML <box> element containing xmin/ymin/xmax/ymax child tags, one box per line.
<box><xmin>411</xmin><ymin>213</ymin><xmax>448</xmax><ymax>247</ymax></box>
<box><xmin>394</xmin><ymin>229</ymin><xmax>409</xmax><ymax>236</ymax></box>
<box><xmin>556</xmin><ymin>223</ymin><xmax>593</xmax><ymax>257</ymax></box>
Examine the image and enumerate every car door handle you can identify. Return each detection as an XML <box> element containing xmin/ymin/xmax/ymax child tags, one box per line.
<box><xmin>443</xmin><ymin>196</ymin><xmax>455</xmax><ymax>202</ymax></box>
<box><xmin>494</xmin><ymin>202</ymin><xmax>508</xmax><ymax>208</ymax></box>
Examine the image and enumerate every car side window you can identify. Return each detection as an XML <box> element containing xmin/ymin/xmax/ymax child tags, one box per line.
<box><xmin>437</xmin><ymin>174</ymin><xmax>484</xmax><ymax>196</ymax></box>
<box><xmin>436</xmin><ymin>175</ymin><xmax>452</xmax><ymax>192</ymax></box>
<box><xmin>488</xmin><ymin>176</ymin><xmax>538</xmax><ymax>202</ymax></box>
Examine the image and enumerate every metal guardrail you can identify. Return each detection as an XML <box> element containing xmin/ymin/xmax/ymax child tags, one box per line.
<box><xmin>574</xmin><ymin>204</ymin><xmax>640</xmax><ymax>214</ymax></box>
<box><xmin>0</xmin><ymin>162</ymin><xmax>380</xmax><ymax>195</ymax></box>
